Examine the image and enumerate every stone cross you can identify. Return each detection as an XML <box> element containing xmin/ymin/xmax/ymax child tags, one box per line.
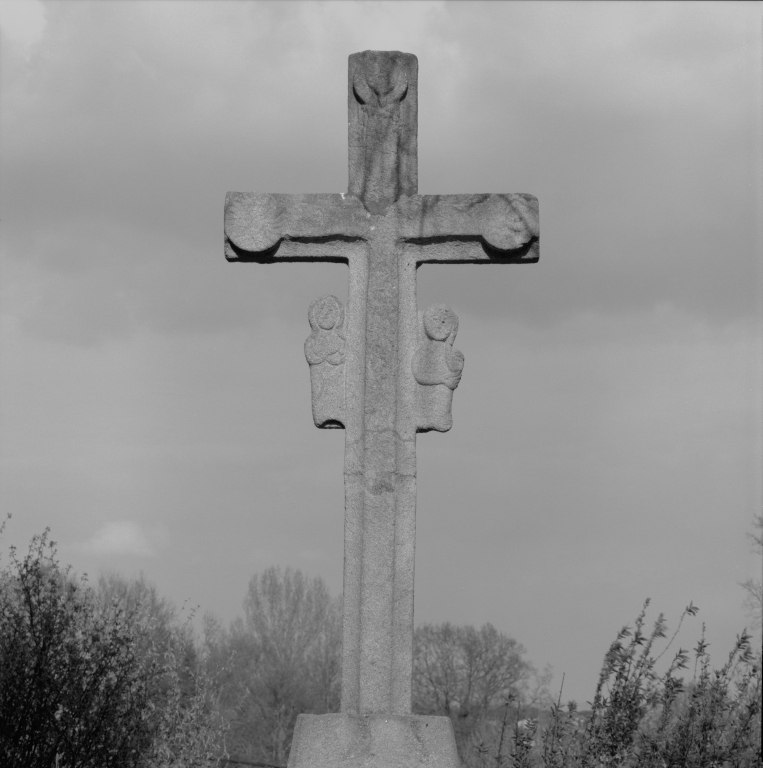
<box><xmin>225</xmin><ymin>50</ymin><xmax>538</xmax><ymax>754</ymax></box>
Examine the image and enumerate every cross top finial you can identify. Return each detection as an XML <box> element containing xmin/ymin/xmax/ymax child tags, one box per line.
<box><xmin>351</xmin><ymin>50</ymin><xmax>411</xmax><ymax>108</ymax></box>
<box><xmin>348</xmin><ymin>51</ymin><xmax>418</xmax><ymax>213</ymax></box>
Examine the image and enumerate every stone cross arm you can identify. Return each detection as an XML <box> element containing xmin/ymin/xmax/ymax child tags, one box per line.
<box><xmin>397</xmin><ymin>193</ymin><xmax>539</xmax><ymax>263</ymax></box>
<box><xmin>224</xmin><ymin>190</ymin><xmax>539</xmax><ymax>264</ymax></box>
<box><xmin>224</xmin><ymin>193</ymin><xmax>370</xmax><ymax>261</ymax></box>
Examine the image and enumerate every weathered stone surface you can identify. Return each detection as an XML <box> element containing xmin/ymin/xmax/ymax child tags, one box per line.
<box><xmin>398</xmin><ymin>193</ymin><xmax>539</xmax><ymax>259</ymax></box>
<box><xmin>288</xmin><ymin>714</ymin><xmax>460</xmax><ymax>768</ymax></box>
<box><xmin>224</xmin><ymin>192</ymin><xmax>539</xmax><ymax>263</ymax></box>
<box><xmin>225</xmin><ymin>49</ymin><xmax>539</xmax><ymax>762</ymax></box>
<box><xmin>348</xmin><ymin>51</ymin><xmax>417</xmax><ymax>214</ymax></box>
<box><xmin>305</xmin><ymin>295</ymin><xmax>346</xmax><ymax>428</ymax></box>
<box><xmin>225</xmin><ymin>193</ymin><xmax>370</xmax><ymax>259</ymax></box>
<box><xmin>413</xmin><ymin>305</ymin><xmax>464</xmax><ymax>433</ymax></box>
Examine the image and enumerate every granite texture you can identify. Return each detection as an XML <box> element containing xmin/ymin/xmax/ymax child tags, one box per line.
<box><xmin>288</xmin><ymin>714</ymin><xmax>460</xmax><ymax>768</ymax></box>
<box><xmin>224</xmin><ymin>49</ymin><xmax>539</xmax><ymax>753</ymax></box>
<box><xmin>305</xmin><ymin>295</ymin><xmax>346</xmax><ymax>428</ymax></box>
<box><xmin>348</xmin><ymin>51</ymin><xmax>418</xmax><ymax>214</ymax></box>
<box><xmin>412</xmin><ymin>305</ymin><xmax>464</xmax><ymax>433</ymax></box>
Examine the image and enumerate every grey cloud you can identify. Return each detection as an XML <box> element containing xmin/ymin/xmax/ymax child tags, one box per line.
<box><xmin>3</xmin><ymin>1</ymin><xmax>758</xmax><ymax>347</ymax></box>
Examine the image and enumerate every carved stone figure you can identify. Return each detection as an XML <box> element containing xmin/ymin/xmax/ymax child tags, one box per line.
<box><xmin>412</xmin><ymin>305</ymin><xmax>464</xmax><ymax>432</ymax></box>
<box><xmin>305</xmin><ymin>295</ymin><xmax>346</xmax><ymax>428</ymax></box>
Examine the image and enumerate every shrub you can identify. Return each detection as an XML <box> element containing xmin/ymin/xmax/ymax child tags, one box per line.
<box><xmin>0</xmin><ymin>530</ymin><xmax>155</xmax><ymax>767</ymax></box>
<box><xmin>0</xmin><ymin>527</ymin><xmax>228</xmax><ymax>768</ymax></box>
<box><xmin>473</xmin><ymin>600</ymin><xmax>762</xmax><ymax>768</ymax></box>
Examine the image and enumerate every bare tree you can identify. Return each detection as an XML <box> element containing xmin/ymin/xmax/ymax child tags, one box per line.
<box><xmin>206</xmin><ymin>567</ymin><xmax>341</xmax><ymax>766</ymax></box>
<box><xmin>96</xmin><ymin>571</ymin><xmax>177</xmax><ymax>644</ymax></box>
<box><xmin>412</xmin><ymin>622</ymin><xmax>535</xmax><ymax>762</ymax></box>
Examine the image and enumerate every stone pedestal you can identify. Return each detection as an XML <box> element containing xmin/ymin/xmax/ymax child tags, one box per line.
<box><xmin>287</xmin><ymin>713</ymin><xmax>460</xmax><ymax>768</ymax></box>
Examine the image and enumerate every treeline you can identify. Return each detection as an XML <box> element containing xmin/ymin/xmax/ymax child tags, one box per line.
<box><xmin>206</xmin><ymin>567</ymin><xmax>551</xmax><ymax>764</ymax></box>
<box><xmin>1</xmin><ymin>526</ymin><xmax>760</xmax><ymax>767</ymax></box>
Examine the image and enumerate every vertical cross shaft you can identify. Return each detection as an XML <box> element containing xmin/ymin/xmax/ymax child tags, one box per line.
<box><xmin>341</xmin><ymin>51</ymin><xmax>419</xmax><ymax>715</ymax></box>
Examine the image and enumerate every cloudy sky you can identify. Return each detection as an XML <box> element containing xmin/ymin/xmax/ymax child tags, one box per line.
<box><xmin>1</xmin><ymin>1</ymin><xmax>761</xmax><ymax>705</ymax></box>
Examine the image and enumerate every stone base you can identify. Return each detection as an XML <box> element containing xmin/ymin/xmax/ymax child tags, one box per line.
<box><xmin>287</xmin><ymin>713</ymin><xmax>460</xmax><ymax>768</ymax></box>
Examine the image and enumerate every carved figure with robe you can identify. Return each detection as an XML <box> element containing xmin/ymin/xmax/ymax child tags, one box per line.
<box><xmin>305</xmin><ymin>295</ymin><xmax>346</xmax><ymax>428</ymax></box>
<box><xmin>412</xmin><ymin>304</ymin><xmax>464</xmax><ymax>432</ymax></box>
